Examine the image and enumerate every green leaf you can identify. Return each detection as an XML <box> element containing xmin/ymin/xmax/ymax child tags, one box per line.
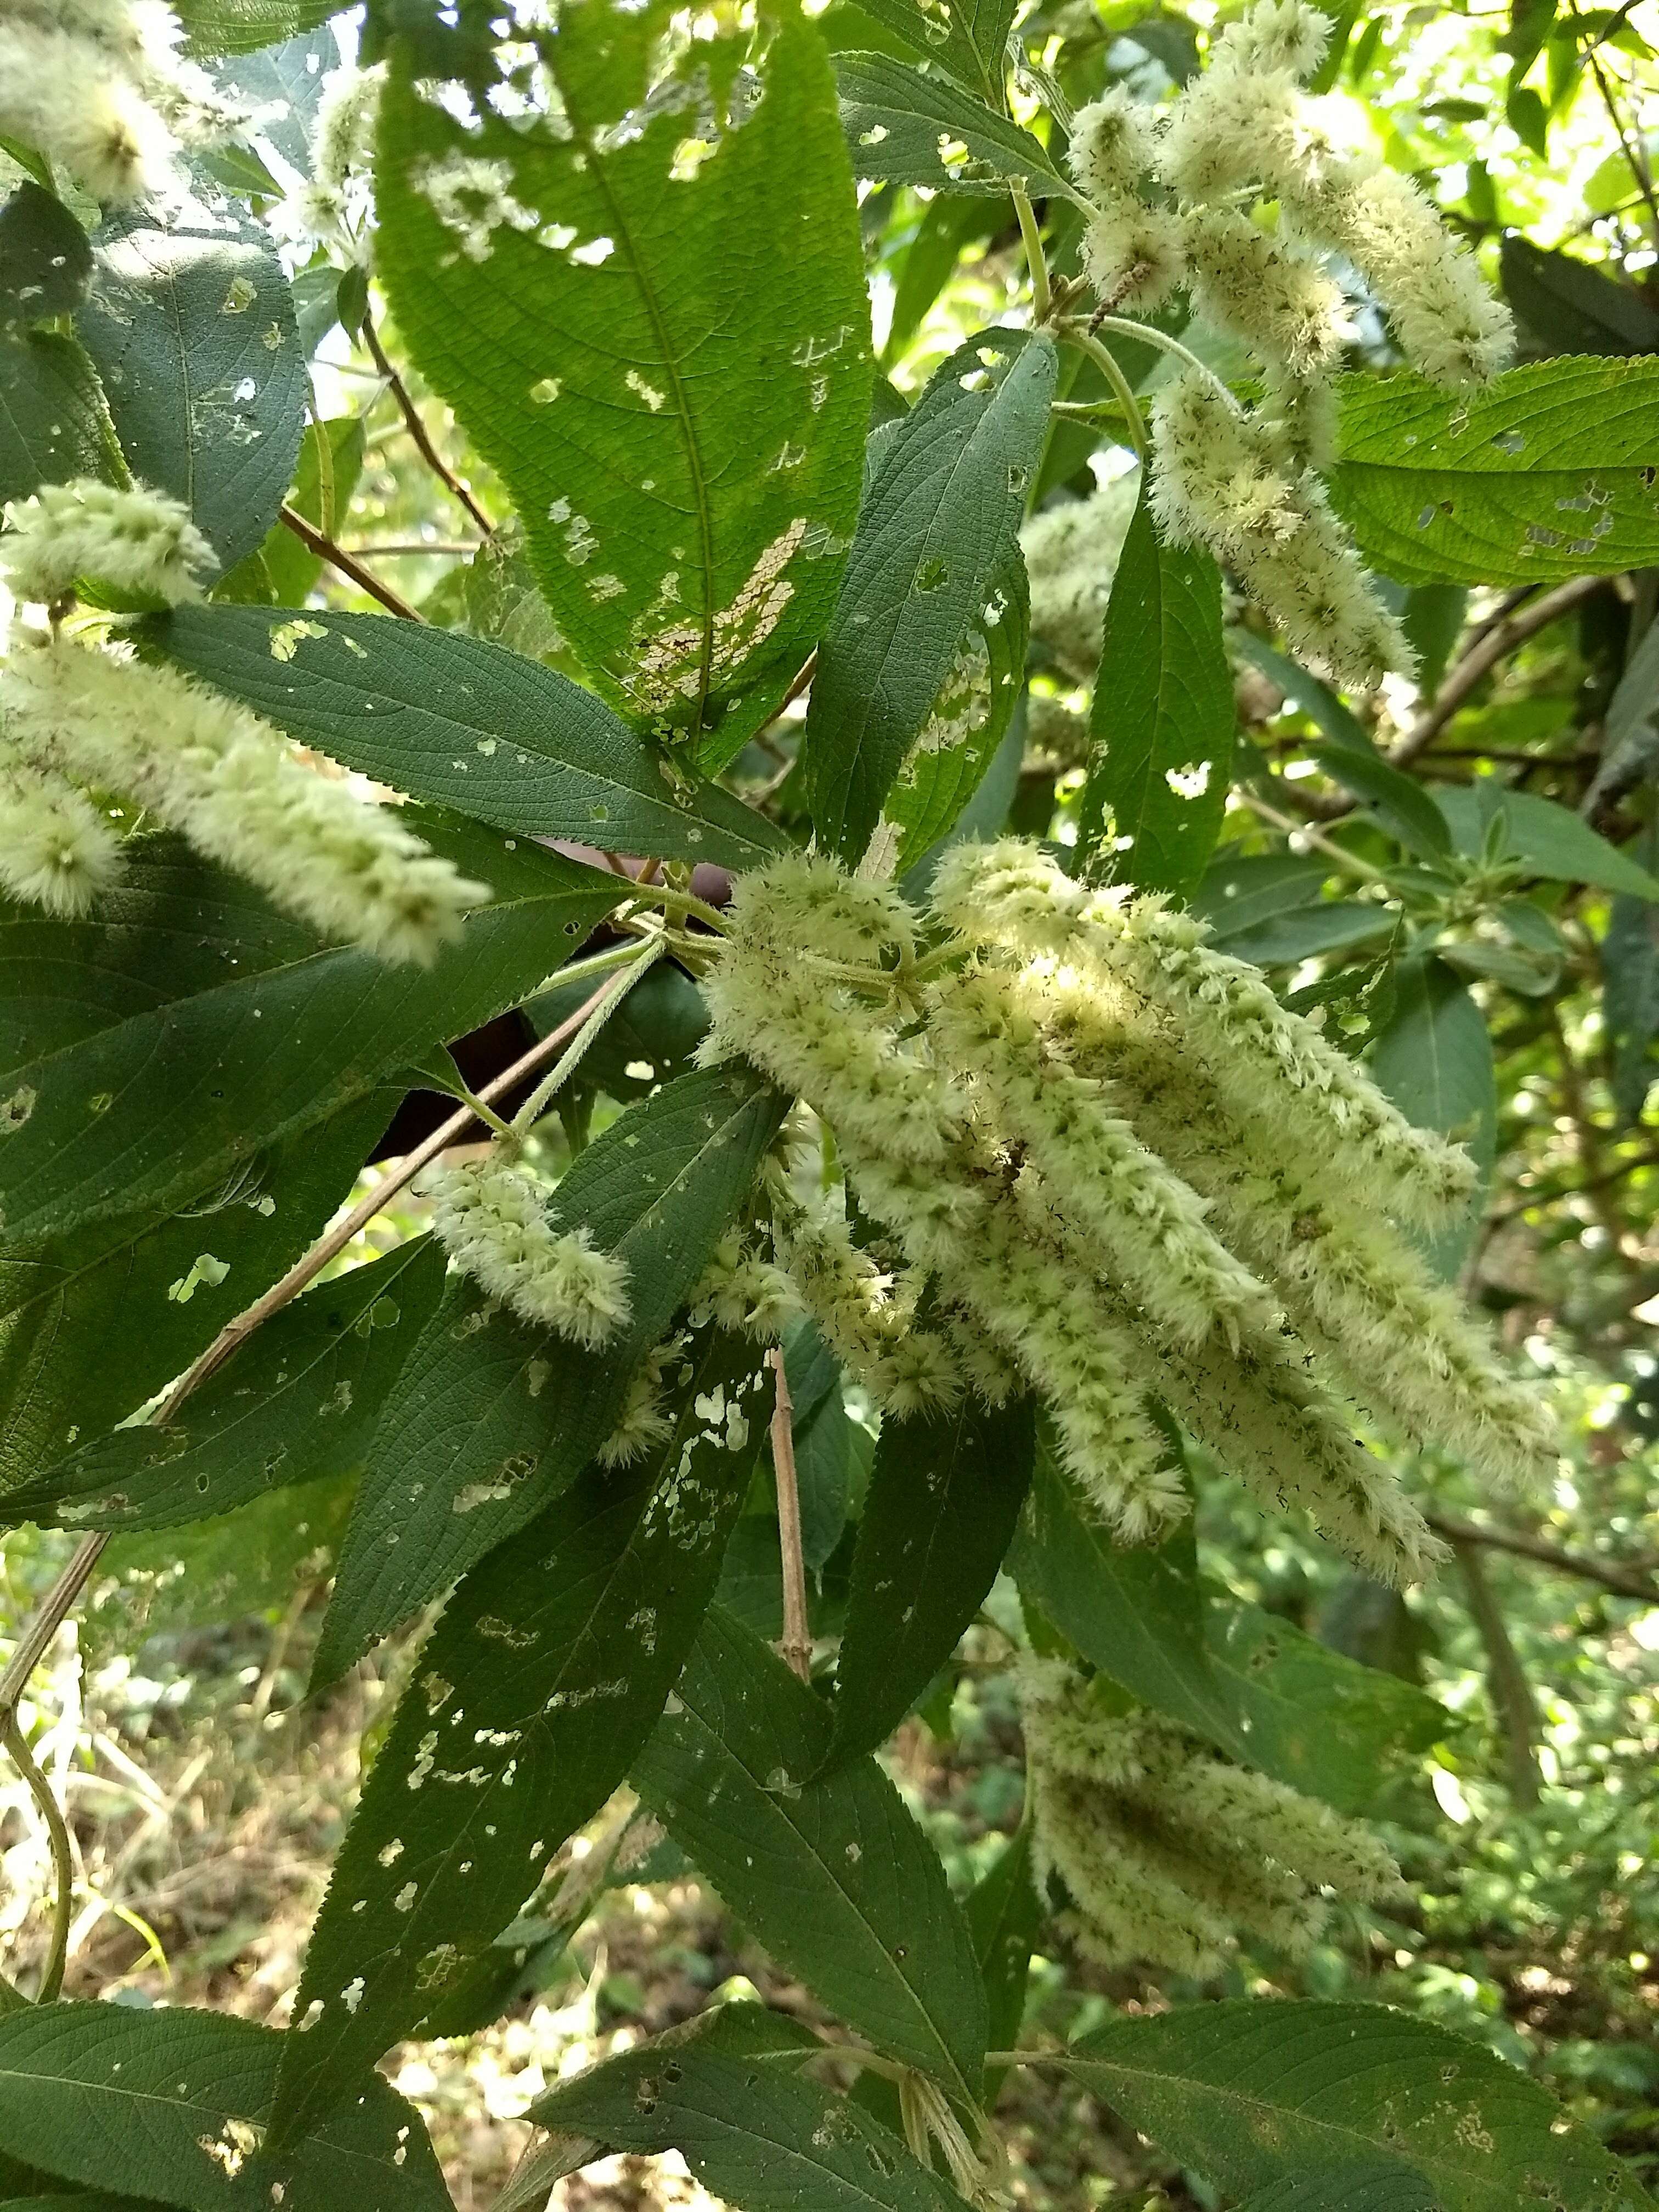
<box><xmin>1401</xmin><ymin>584</ymin><xmax>1469</xmax><ymax>696</ymax></box>
<box><xmin>212</xmin><ymin>24</ymin><xmax>341</xmax><ymax>174</ymax></box>
<box><xmin>1056</xmin><ymin>2000</ymin><xmax>1647</xmax><ymax>2212</ymax></box>
<box><xmin>1603</xmin><ymin>893</ymin><xmax>1659</xmax><ymax>1122</ymax></box>
<box><xmin>844</xmin><ymin>0</ymin><xmax>1020</xmax><ymax>105</ymax></box>
<box><xmin>375</xmin><ymin>12</ymin><xmax>870</xmax><ymax>746</ymax></box>
<box><xmin>1230</xmin><ymin>632</ymin><xmax>1375</xmax><ymax>756</ymax></box>
<box><xmin>0</xmin><ymin>331</ymin><xmax>112</xmax><ymax>506</ymax></box>
<box><xmin>0</xmin><ymin>817</ymin><xmax>620</xmax><ymax>1247</ymax></box>
<box><xmin>174</xmin><ymin>0</ymin><xmax>340</xmax><ymax>55</ymax></box>
<box><xmin>837</xmin><ymin>53</ymin><xmax>1079</xmax><ymax>201</ymax></box>
<box><xmin>530</xmin><ymin>2003</ymin><xmax>976</xmax><ymax>2212</ymax></box>
<box><xmin>966</xmin><ymin>1822</ymin><xmax>1041</xmax><ymax>2099</ymax></box>
<box><xmin>1234</xmin><ymin>2165</ymin><xmax>1441</xmax><ymax>2211</ymax></box>
<box><xmin>633</xmin><ymin>1606</ymin><xmax>988</xmax><ymax>2096</ymax></box>
<box><xmin>149</xmin><ymin>606</ymin><xmax>786</xmax><ymax>873</ymax></box>
<box><xmin>1194</xmin><ymin>851</ymin><xmax>1330</xmax><ymax>940</ymax></box>
<box><xmin>1010</xmin><ymin>1435</ymin><xmax>1250</xmax><ymax>1760</ymax></box>
<box><xmin>78</xmin><ymin>188</ymin><xmax>306</xmax><ymax>574</ymax></box>
<box><xmin>805</xmin><ymin>328</ymin><xmax>1057</xmax><ymax>860</ymax></box>
<box><xmin>1586</xmin><ymin>608</ymin><xmax>1659</xmax><ymax>815</ymax></box>
<box><xmin>4</xmin><ymin>1239</ymin><xmax>445</xmax><ymax>1533</ymax></box>
<box><xmin>827</xmin><ymin>1394</ymin><xmax>1034</xmax><ymax>1767</ymax></box>
<box><xmin>785</xmin><ymin>1321</ymin><xmax>856</xmax><ymax>1571</ymax></box>
<box><xmin>1435</xmin><ymin>785</ymin><xmax>1659</xmax><ymax>901</ymax></box>
<box><xmin>273</xmin><ymin>1328</ymin><xmax>766</xmax><ymax>2143</ymax></box>
<box><xmin>1369</xmin><ymin>955</ymin><xmax>1496</xmax><ymax>1278</ymax></box>
<box><xmin>884</xmin><ymin>198</ymin><xmax>998</xmax><ymax>370</ymax></box>
<box><xmin>0</xmin><ymin>2000</ymin><xmax>449</xmax><ymax>2211</ymax></box>
<box><xmin>212</xmin><ymin>416</ymin><xmax>366</xmax><ymax>605</ymax></box>
<box><xmin>1330</xmin><ymin>360</ymin><xmax>1659</xmax><ymax>587</ymax></box>
<box><xmin>1220</xmin><ymin>899</ymin><xmax>1396</xmax><ymax>969</ymax></box>
<box><xmin>1306</xmin><ymin>746</ymin><xmax>1453</xmax><ymax>864</ymax></box>
<box><xmin>1076</xmin><ymin>489</ymin><xmax>1233</xmax><ymax>896</ymax></box>
<box><xmin>0</xmin><ymin>184</ymin><xmax>92</xmax><ymax>329</ymax></box>
<box><xmin>314</xmin><ymin>1063</ymin><xmax>788</xmax><ymax>1681</ymax></box>
<box><xmin>0</xmin><ymin>1088</ymin><xmax>388</xmax><ymax>1496</ymax></box>
<box><xmin>1500</xmin><ymin>236</ymin><xmax>1659</xmax><ymax>358</ymax></box>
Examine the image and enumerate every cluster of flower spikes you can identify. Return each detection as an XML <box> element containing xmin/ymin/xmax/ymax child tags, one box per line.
<box><xmin>0</xmin><ymin>481</ymin><xmax>489</xmax><ymax>960</ymax></box>
<box><xmin>279</xmin><ymin>61</ymin><xmax>385</xmax><ymax>259</ymax></box>
<box><xmin>0</xmin><ymin>0</ymin><xmax>236</xmax><ymax>206</ymax></box>
<box><xmin>1019</xmin><ymin>1656</ymin><xmax>1401</xmax><ymax>1974</ymax></box>
<box><xmin>700</xmin><ymin>843</ymin><xmax>1556</xmax><ymax>1585</ymax></box>
<box><xmin>1065</xmin><ymin>0</ymin><xmax>1515</xmax><ymax>691</ymax></box>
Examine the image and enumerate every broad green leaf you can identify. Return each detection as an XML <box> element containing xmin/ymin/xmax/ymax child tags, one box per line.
<box><xmin>4</xmin><ymin>1239</ymin><xmax>445</xmax><ymax>1532</ymax></box>
<box><xmin>1436</xmin><ymin>785</ymin><xmax>1659</xmax><ymax>901</ymax></box>
<box><xmin>1234</xmin><ymin>2165</ymin><xmax>1440</xmax><ymax>2211</ymax></box>
<box><xmin>314</xmin><ymin>1063</ymin><xmax>787</xmax><ymax>1681</ymax></box>
<box><xmin>0</xmin><ymin>185</ymin><xmax>92</xmax><ymax>328</ymax></box>
<box><xmin>0</xmin><ymin>331</ymin><xmax>111</xmax><ymax>507</ymax></box>
<box><xmin>212</xmin><ymin>24</ymin><xmax>341</xmax><ymax>174</ymax></box>
<box><xmin>375</xmin><ymin>12</ymin><xmax>870</xmax><ymax>746</ymax></box>
<box><xmin>783</xmin><ymin>1320</ymin><xmax>855</xmax><ymax>1571</ymax></box>
<box><xmin>1330</xmin><ymin>360</ymin><xmax>1659</xmax><ymax>587</ymax></box>
<box><xmin>805</xmin><ymin>328</ymin><xmax>1057</xmax><ymax>860</ymax></box>
<box><xmin>967</xmin><ymin>1823</ymin><xmax>1041</xmax><ymax>2100</ymax></box>
<box><xmin>884</xmin><ymin>198</ymin><xmax>999</xmax><ymax>369</ymax></box>
<box><xmin>1370</xmin><ymin>955</ymin><xmax>1495</xmax><ymax>1276</ymax></box>
<box><xmin>1401</xmin><ymin>583</ymin><xmax>1469</xmax><ymax>696</ymax></box>
<box><xmin>0</xmin><ymin>817</ymin><xmax>620</xmax><ymax>1246</ymax></box>
<box><xmin>845</xmin><ymin>0</ymin><xmax>1022</xmax><ymax>105</ymax></box>
<box><xmin>0</xmin><ymin>2000</ymin><xmax>449</xmax><ymax>2211</ymax></box>
<box><xmin>836</xmin><ymin>54</ymin><xmax>1079</xmax><ymax>201</ymax></box>
<box><xmin>174</xmin><ymin>0</ymin><xmax>340</xmax><ymax>55</ymax></box>
<box><xmin>1010</xmin><ymin>1436</ymin><xmax>1249</xmax><ymax>1760</ymax></box>
<box><xmin>149</xmin><ymin>606</ymin><xmax>786</xmax><ymax>873</ymax></box>
<box><xmin>531</xmin><ymin>2003</ymin><xmax>975</xmax><ymax>2212</ymax></box>
<box><xmin>1076</xmin><ymin>489</ymin><xmax>1233</xmax><ymax>896</ymax></box>
<box><xmin>0</xmin><ymin>1088</ymin><xmax>388</xmax><ymax>1494</ymax></box>
<box><xmin>78</xmin><ymin>187</ymin><xmax>306</xmax><ymax>574</ymax></box>
<box><xmin>1193</xmin><ymin>851</ymin><xmax>1329</xmax><ymax>940</ymax></box>
<box><xmin>273</xmin><ymin>1329</ymin><xmax>766</xmax><ymax>2143</ymax></box>
<box><xmin>1220</xmin><ymin>899</ymin><xmax>1396</xmax><ymax>969</ymax></box>
<box><xmin>1058</xmin><ymin>2001</ymin><xmax>1647</xmax><ymax>2212</ymax></box>
<box><xmin>1229</xmin><ymin>633</ymin><xmax>1374</xmax><ymax>756</ymax></box>
<box><xmin>1307</xmin><ymin>744</ymin><xmax>1453</xmax><ymax>864</ymax></box>
<box><xmin>1585</xmin><ymin>611</ymin><xmax>1659</xmax><ymax>816</ymax></box>
<box><xmin>1604</xmin><ymin>891</ymin><xmax>1659</xmax><ymax>1122</ymax></box>
<box><xmin>827</xmin><ymin>1394</ymin><xmax>1034</xmax><ymax>1767</ymax></box>
<box><xmin>1500</xmin><ymin>235</ymin><xmax>1659</xmax><ymax>358</ymax></box>
<box><xmin>212</xmin><ymin>417</ymin><xmax>366</xmax><ymax>605</ymax></box>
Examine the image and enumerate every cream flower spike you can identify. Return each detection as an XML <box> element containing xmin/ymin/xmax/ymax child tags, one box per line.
<box><xmin>2</xmin><ymin>480</ymin><xmax>216</xmax><ymax>608</ymax></box>
<box><xmin>427</xmin><ymin>1154</ymin><xmax>633</xmax><ymax>1348</ymax></box>
<box><xmin>0</xmin><ymin>763</ymin><xmax>123</xmax><ymax>917</ymax></box>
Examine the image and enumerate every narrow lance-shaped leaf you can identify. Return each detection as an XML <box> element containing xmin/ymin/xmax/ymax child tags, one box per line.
<box><xmin>966</xmin><ymin>1821</ymin><xmax>1041</xmax><ymax>2102</ymax></box>
<box><xmin>0</xmin><ymin>2001</ymin><xmax>449</xmax><ymax>2212</ymax></box>
<box><xmin>149</xmin><ymin>606</ymin><xmax>788</xmax><ymax>874</ymax></box>
<box><xmin>1435</xmin><ymin>785</ymin><xmax>1659</xmax><ymax>902</ymax></box>
<box><xmin>2</xmin><ymin>1239</ymin><xmax>447</xmax><ymax>1533</ymax></box>
<box><xmin>78</xmin><ymin>184</ymin><xmax>306</xmax><ymax>573</ymax></box>
<box><xmin>375</xmin><ymin>9</ymin><xmax>871</xmax><ymax>747</ymax></box>
<box><xmin>805</xmin><ymin>328</ymin><xmax>1057</xmax><ymax>861</ymax></box>
<box><xmin>836</xmin><ymin>54</ymin><xmax>1081</xmax><ymax>202</ymax></box>
<box><xmin>531</xmin><ymin>2004</ymin><xmax>977</xmax><ymax>2212</ymax></box>
<box><xmin>273</xmin><ymin>1327</ymin><xmax>768</xmax><ymax>2143</ymax></box>
<box><xmin>1370</xmin><ymin>955</ymin><xmax>1496</xmax><ymax>1278</ymax></box>
<box><xmin>0</xmin><ymin>818</ymin><xmax>622</xmax><ymax>1248</ymax></box>
<box><xmin>1056</xmin><ymin>2001</ymin><xmax>1642</xmax><ymax>2212</ymax></box>
<box><xmin>826</xmin><ymin>1393</ymin><xmax>1035</xmax><ymax>1769</ymax></box>
<box><xmin>314</xmin><ymin>1062</ymin><xmax>788</xmax><ymax>1683</ymax></box>
<box><xmin>1076</xmin><ymin>487</ymin><xmax>1233</xmax><ymax>898</ymax></box>
<box><xmin>633</xmin><ymin>1605</ymin><xmax>989</xmax><ymax>2097</ymax></box>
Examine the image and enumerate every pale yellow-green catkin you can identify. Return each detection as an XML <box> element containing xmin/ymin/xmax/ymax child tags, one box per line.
<box><xmin>597</xmin><ymin>1334</ymin><xmax>683</xmax><ymax>1468</ymax></box>
<box><xmin>1021</xmin><ymin>1657</ymin><xmax>1400</xmax><ymax>1974</ymax></box>
<box><xmin>425</xmin><ymin>1153</ymin><xmax>633</xmax><ymax>1349</ymax></box>
<box><xmin>0</xmin><ymin>761</ymin><xmax>123</xmax><ymax>916</ymax></box>
<box><xmin>2</xmin><ymin>479</ymin><xmax>216</xmax><ymax>607</ymax></box>
<box><xmin>1182</xmin><ymin>204</ymin><xmax>1350</xmax><ymax>380</ymax></box>
<box><xmin>688</xmin><ymin>1229</ymin><xmax>800</xmax><ymax>1346</ymax></box>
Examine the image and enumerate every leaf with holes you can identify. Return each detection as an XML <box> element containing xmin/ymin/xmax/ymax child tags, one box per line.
<box><xmin>3</xmin><ymin>1239</ymin><xmax>445</xmax><ymax>1534</ymax></box>
<box><xmin>212</xmin><ymin>417</ymin><xmax>365</xmax><ymax>606</ymax></box>
<box><xmin>804</xmin><ymin>327</ymin><xmax>1056</xmax><ymax>860</ymax></box>
<box><xmin>836</xmin><ymin>54</ymin><xmax>1079</xmax><ymax>201</ymax></box>
<box><xmin>173</xmin><ymin>0</ymin><xmax>339</xmax><ymax>55</ymax></box>
<box><xmin>273</xmin><ymin>1328</ymin><xmax>766</xmax><ymax>2143</ymax></box>
<box><xmin>826</xmin><ymin>1393</ymin><xmax>1034</xmax><ymax>1768</ymax></box>
<box><xmin>77</xmin><ymin>186</ymin><xmax>305</xmax><ymax>574</ymax></box>
<box><xmin>1076</xmin><ymin>488</ymin><xmax>1233</xmax><ymax>896</ymax></box>
<box><xmin>0</xmin><ymin>817</ymin><xmax>619</xmax><ymax>1248</ymax></box>
<box><xmin>847</xmin><ymin>0</ymin><xmax>1022</xmax><ymax>105</ymax></box>
<box><xmin>633</xmin><ymin>1605</ymin><xmax>987</xmax><ymax>2097</ymax></box>
<box><xmin>1057</xmin><ymin>2001</ymin><xmax>1645</xmax><ymax>2212</ymax></box>
<box><xmin>313</xmin><ymin>1063</ymin><xmax>787</xmax><ymax>1683</ymax></box>
<box><xmin>1330</xmin><ymin>359</ymin><xmax>1659</xmax><ymax>586</ymax></box>
<box><xmin>531</xmin><ymin>2004</ymin><xmax>975</xmax><ymax>2212</ymax></box>
<box><xmin>148</xmin><ymin>606</ymin><xmax>786</xmax><ymax>872</ymax></box>
<box><xmin>374</xmin><ymin>10</ymin><xmax>870</xmax><ymax>748</ymax></box>
<box><xmin>0</xmin><ymin>2001</ymin><xmax>449</xmax><ymax>2211</ymax></box>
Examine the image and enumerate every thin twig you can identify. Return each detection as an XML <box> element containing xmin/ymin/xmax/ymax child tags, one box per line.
<box><xmin>0</xmin><ymin>955</ymin><xmax>638</xmax><ymax>1719</ymax></box>
<box><xmin>3</xmin><ymin>1712</ymin><xmax>73</xmax><ymax>2000</ymax></box>
<box><xmin>1058</xmin><ymin>327</ymin><xmax>1148</xmax><ymax>461</ymax></box>
<box><xmin>1448</xmin><ymin>1537</ymin><xmax>1542</xmax><ymax>1806</ymax></box>
<box><xmin>1425</xmin><ymin>1511</ymin><xmax>1659</xmax><ymax>1604</ymax></box>
<box><xmin>279</xmin><ymin>506</ymin><xmax>424</xmax><ymax>621</ymax></box>
<box><xmin>1010</xmin><ymin>182</ymin><xmax>1051</xmax><ymax>326</ymax></box>
<box><xmin>343</xmin><ymin>541</ymin><xmax>482</xmax><ymax>558</ymax></box>
<box><xmin>1239</xmin><ymin>787</ymin><xmax>1391</xmax><ymax>883</ymax></box>
<box><xmin>1387</xmin><ymin>576</ymin><xmax>1606</xmax><ymax>773</ymax></box>
<box><xmin>362</xmin><ymin>311</ymin><xmax>495</xmax><ymax>536</ymax></box>
<box><xmin>1486</xmin><ymin>1143</ymin><xmax>1659</xmax><ymax>1228</ymax></box>
<box><xmin>768</xmin><ymin>1347</ymin><xmax>812</xmax><ymax>1683</ymax></box>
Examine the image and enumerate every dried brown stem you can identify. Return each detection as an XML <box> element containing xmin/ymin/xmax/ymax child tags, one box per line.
<box><xmin>768</xmin><ymin>1346</ymin><xmax>812</xmax><ymax>1683</ymax></box>
<box><xmin>362</xmin><ymin>311</ymin><xmax>495</xmax><ymax>537</ymax></box>
<box><xmin>279</xmin><ymin>505</ymin><xmax>423</xmax><ymax>621</ymax></box>
<box><xmin>1426</xmin><ymin>1511</ymin><xmax>1659</xmax><ymax>1605</ymax></box>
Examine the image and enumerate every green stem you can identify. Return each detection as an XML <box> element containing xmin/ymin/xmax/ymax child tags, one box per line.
<box><xmin>510</xmin><ymin>939</ymin><xmax>666</xmax><ymax>1133</ymax></box>
<box><xmin>1058</xmin><ymin>329</ymin><xmax>1148</xmax><ymax>461</ymax></box>
<box><xmin>3</xmin><ymin>1714</ymin><xmax>72</xmax><ymax>2002</ymax></box>
<box><xmin>1084</xmin><ymin>314</ymin><xmax>1242</xmax><ymax>411</ymax></box>
<box><xmin>1011</xmin><ymin>183</ymin><xmax>1052</xmax><ymax>325</ymax></box>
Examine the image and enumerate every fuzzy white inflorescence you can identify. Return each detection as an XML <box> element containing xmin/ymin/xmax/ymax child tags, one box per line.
<box><xmin>1053</xmin><ymin>0</ymin><xmax>1514</xmax><ymax>692</ymax></box>
<box><xmin>1</xmin><ymin>480</ymin><xmax>217</xmax><ymax>607</ymax></box>
<box><xmin>0</xmin><ymin>0</ymin><xmax>233</xmax><ymax>205</ymax></box>
<box><xmin>1020</xmin><ymin>1657</ymin><xmax>1400</xmax><ymax>1974</ymax></box>
<box><xmin>0</xmin><ymin>636</ymin><xmax>491</xmax><ymax>962</ymax></box>
<box><xmin>701</xmin><ymin>844</ymin><xmax>1554</xmax><ymax>1582</ymax></box>
<box><xmin>426</xmin><ymin>1154</ymin><xmax>633</xmax><ymax>1348</ymax></box>
<box><xmin>280</xmin><ymin>62</ymin><xmax>385</xmax><ymax>254</ymax></box>
<box><xmin>0</xmin><ymin>764</ymin><xmax>123</xmax><ymax>917</ymax></box>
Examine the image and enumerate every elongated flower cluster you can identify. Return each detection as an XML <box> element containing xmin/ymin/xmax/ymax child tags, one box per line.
<box><xmin>1060</xmin><ymin>0</ymin><xmax>1513</xmax><ymax>689</ymax></box>
<box><xmin>280</xmin><ymin>63</ymin><xmax>385</xmax><ymax>256</ymax></box>
<box><xmin>1020</xmin><ymin>1658</ymin><xmax>1400</xmax><ymax>1974</ymax></box>
<box><xmin>702</xmin><ymin>845</ymin><xmax>1554</xmax><ymax>1581</ymax></box>
<box><xmin>0</xmin><ymin>635</ymin><xmax>490</xmax><ymax>962</ymax></box>
<box><xmin>1019</xmin><ymin>477</ymin><xmax>1138</xmax><ymax>686</ymax></box>
<box><xmin>426</xmin><ymin>1154</ymin><xmax>633</xmax><ymax>1348</ymax></box>
<box><xmin>2</xmin><ymin>480</ymin><xmax>217</xmax><ymax>608</ymax></box>
<box><xmin>0</xmin><ymin>0</ymin><xmax>232</xmax><ymax>204</ymax></box>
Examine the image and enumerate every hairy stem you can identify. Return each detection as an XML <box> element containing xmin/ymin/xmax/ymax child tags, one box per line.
<box><xmin>279</xmin><ymin>506</ymin><xmax>423</xmax><ymax>621</ymax></box>
<box><xmin>768</xmin><ymin>1346</ymin><xmax>812</xmax><ymax>1683</ymax></box>
<box><xmin>1059</xmin><ymin>328</ymin><xmax>1148</xmax><ymax>461</ymax></box>
<box><xmin>3</xmin><ymin>1712</ymin><xmax>74</xmax><ymax>2000</ymax></box>
<box><xmin>510</xmin><ymin>938</ymin><xmax>666</xmax><ymax>1132</ymax></box>
<box><xmin>1450</xmin><ymin>1537</ymin><xmax>1543</xmax><ymax>1808</ymax></box>
<box><xmin>1011</xmin><ymin>183</ymin><xmax>1052</xmax><ymax>326</ymax></box>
